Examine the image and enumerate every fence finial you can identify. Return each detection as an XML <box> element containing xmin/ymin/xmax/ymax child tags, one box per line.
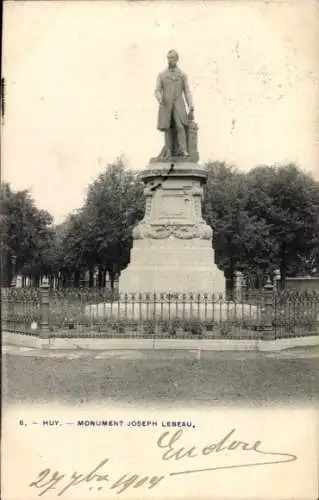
<box><xmin>274</xmin><ymin>269</ymin><xmax>281</xmax><ymax>280</ymax></box>
<box><xmin>264</xmin><ymin>276</ymin><xmax>273</xmax><ymax>290</ymax></box>
<box><xmin>41</xmin><ymin>276</ymin><xmax>49</xmax><ymax>288</ymax></box>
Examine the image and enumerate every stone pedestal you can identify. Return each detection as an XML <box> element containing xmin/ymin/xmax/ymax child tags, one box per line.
<box><xmin>119</xmin><ymin>159</ymin><xmax>225</xmax><ymax>294</ymax></box>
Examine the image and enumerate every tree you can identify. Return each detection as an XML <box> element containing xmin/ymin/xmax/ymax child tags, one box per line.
<box><xmin>245</xmin><ymin>164</ymin><xmax>319</xmax><ymax>285</ymax></box>
<box><xmin>1</xmin><ymin>183</ymin><xmax>53</xmax><ymax>285</ymax></box>
<box><xmin>203</xmin><ymin>162</ymin><xmax>276</xmax><ymax>286</ymax></box>
<box><xmin>58</xmin><ymin>158</ymin><xmax>145</xmax><ymax>288</ymax></box>
<box><xmin>83</xmin><ymin>159</ymin><xmax>145</xmax><ymax>287</ymax></box>
<box><xmin>203</xmin><ymin>162</ymin><xmax>319</xmax><ymax>287</ymax></box>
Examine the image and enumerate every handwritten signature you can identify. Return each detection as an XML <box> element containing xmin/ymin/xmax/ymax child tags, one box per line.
<box><xmin>158</xmin><ymin>428</ymin><xmax>297</xmax><ymax>476</ymax></box>
<box><xmin>28</xmin><ymin>428</ymin><xmax>297</xmax><ymax>496</ymax></box>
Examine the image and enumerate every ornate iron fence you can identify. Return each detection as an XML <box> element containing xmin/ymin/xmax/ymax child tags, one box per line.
<box><xmin>2</xmin><ymin>287</ymin><xmax>41</xmax><ymax>335</ymax></box>
<box><xmin>273</xmin><ymin>290</ymin><xmax>319</xmax><ymax>338</ymax></box>
<box><xmin>2</xmin><ymin>284</ymin><xmax>319</xmax><ymax>340</ymax></box>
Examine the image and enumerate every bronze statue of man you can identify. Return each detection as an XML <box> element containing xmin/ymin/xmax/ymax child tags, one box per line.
<box><xmin>155</xmin><ymin>50</ymin><xmax>194</xmax><ymax>158</ymax></box>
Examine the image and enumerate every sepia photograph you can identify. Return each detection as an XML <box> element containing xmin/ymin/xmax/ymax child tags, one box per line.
<box><xmin>1</xmin><ymin>0</ymin><xmax>319</xmax><ymax>498</ymax></box>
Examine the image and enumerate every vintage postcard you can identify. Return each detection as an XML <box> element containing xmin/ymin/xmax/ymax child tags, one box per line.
<box><xmin>1</xmin><ymin>0</ymin><xmax>319</xmax><ymax>499</ymax></box>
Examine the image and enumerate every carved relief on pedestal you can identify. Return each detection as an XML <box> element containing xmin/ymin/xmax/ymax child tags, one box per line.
<box><xmin>191</xmin><ymin>185</ymin><xmax>203</xmax><ymax>220</ymax></box>
<box><xmin>143</xmin><ymin>185</ymin><xmax>153</xmax><ymax>217</ymax></box>
<box><xmin>197</xmin><ymin>220</ymin><xmax>213</xmax><ymax>239</ymax></box>
<box><xmin>133</xmin><ymin>220</ymin><xmax>212</xmax><ymax>240</ymax></box>
<box><xmin>133</xmin><ymin>164</ymin><xmax>211</xmax><ymax>240</ymax></box>
<box><xmin>141</xmin><ymin>223</ymin><xmax>198</xmax><ymax>240</ymax></box>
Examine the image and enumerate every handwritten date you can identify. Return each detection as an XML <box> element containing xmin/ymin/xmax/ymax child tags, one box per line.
<box><xmin>29</xmin><ymin>459</ymin><xmax>164</xmax><ymax>496</ymax></box>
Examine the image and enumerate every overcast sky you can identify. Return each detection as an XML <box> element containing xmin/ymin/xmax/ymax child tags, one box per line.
<box><xmin>2</xmin><ymin>0</ymin><xmax>319</xmax><ymax>223</ymax></box>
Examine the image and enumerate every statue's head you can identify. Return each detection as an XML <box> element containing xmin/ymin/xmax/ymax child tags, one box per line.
<box><xmin>167</xmin><ymin>49</ymin><xmax>179</xmax><ymax>68</ymax></box>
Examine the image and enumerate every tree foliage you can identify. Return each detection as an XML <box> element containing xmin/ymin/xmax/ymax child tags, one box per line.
<box><xmin>55</xmin><ymin>159</ymin><xmax>145</xmax><ymax>287</ymax></box>
<box><xmin>204</xmin><ymin>162</ymin><xmax>319</xmax><ymax>286</ymax></box>
<box><xmin>245</xmin><ymin>164</ymin><xmax>319</xmax><ymax>282</ymax></box>
<box><xmin>0</xmin><ymin>183</ymin><xmax>53</xmax><ymax>285</ymax></box>
<box><xmin>204</xmin><ymin>162</ymin><xmax>275</xmax><ymax>284</ymax></box>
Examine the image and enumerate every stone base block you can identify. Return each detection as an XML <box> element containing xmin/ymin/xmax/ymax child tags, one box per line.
<box><xmin>119</xmin><ymin>239</ymin><xmax>225</xmax><ymax>294</ymax></box>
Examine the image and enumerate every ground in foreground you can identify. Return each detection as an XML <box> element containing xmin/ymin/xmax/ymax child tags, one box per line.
<box><xmin>3</xmin><ymin>349</ymin><xmax>319</xmax><ymax>406</ymax></box>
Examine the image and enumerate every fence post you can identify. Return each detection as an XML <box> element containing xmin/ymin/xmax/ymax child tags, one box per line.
<box><xmin>40</xmin><ymin>277</ymin><xmax>50</xmax><ymax>338</ymax></box>
<box><xmin>273</xmin><ymin>269</ymin><xmax>281</xmax><ymax>293</ymax></box>
<box><xmin>262</xmin><ymin>277</ymin><xmax>275</xmax><ymax>340</ymax></box>
<box><xmin>234</xmin><ymin>271</ymin><xmax>243</xmax><ymax>302</ymax></box>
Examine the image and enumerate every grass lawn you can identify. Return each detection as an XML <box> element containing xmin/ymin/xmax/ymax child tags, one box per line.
<box><xmin>3</xmin><ymin>350</ymin><xmax>318</xmax><ymax>406</ymax></box>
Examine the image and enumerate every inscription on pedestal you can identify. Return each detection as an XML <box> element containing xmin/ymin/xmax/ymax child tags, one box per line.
<box><xmin>154</xmin><ymin>193</ymin><xmax>193</xmax><ymax>220</ymax></box>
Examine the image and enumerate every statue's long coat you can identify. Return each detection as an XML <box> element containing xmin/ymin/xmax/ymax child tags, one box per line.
<box><xmin>155</xmin><ymin>67</ymin><xmax>193</xmax><ymax>131</ymax></box>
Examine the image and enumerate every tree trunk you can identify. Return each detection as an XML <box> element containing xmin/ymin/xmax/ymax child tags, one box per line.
<box><xmin>74</xmin><ymin>269</ymin><xmax>80</xmax><ymax>288</ymax></box>
<box><xmin>102</xmin><ymin>268</ymin><xmax>107</xmax><ymax>288</ymax></box>
<box><xmin>62</xmin><ymin>271</ymin><xmax>69</xmax><ymax>288</ymax></box>
<box><xmin>279</xmin><ymin>263</ymin><xmax>286</xmax><ymax>289</ymax></box>
<box><xmin>98</xmin><ymin>267</ymin><xmax>103</xmax><ymax>288</ymax></box>
<box><xmin>88</xmin><ymin>268</ymin><xmax>94</xmax><ymax>288</ymax></box>
<box><xmin>6</xmin><ymin>259</ymin><xmax>13</xmax><ymax>286</ymax></box>
<box><xmin>107</xmin><ymin>268</ymin><xmax>115</xmax><ymax>292</ymax></box>
<box><xmin>32</xmin><ymin>275</ymin><xmax>40</xmax><ymax>287</ymax></box>
<box><xmin>1</xmin><ymin>252</ymin><xmax>10</xmax><ymax>286</ymax></box>
<box><xmin>279</xmin><ymin>245</ymin><xmax>287</xmax><ymax>289</ymax></box>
